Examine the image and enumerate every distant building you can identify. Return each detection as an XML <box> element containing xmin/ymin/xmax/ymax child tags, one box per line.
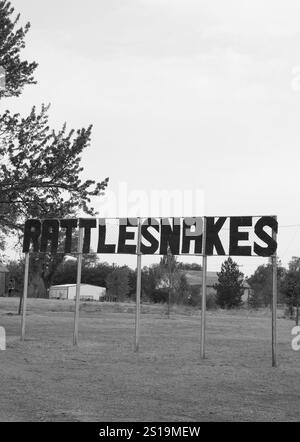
<box><xmin>0</xmin><ymin>264</ymin><xmax>9</xmax><ymax>297</ymax></box>
<box><xmin>183</xmin><ymin>270</ymin><xmax>251</xmax><ymax>303</ymax></box>
<box><xmin>49</xmin><ymin>284</ymin><xmax>106</xmax><ymax>301</ymax></box>
<box><xmin>157</xmin><ymin>269</ymin><xmax>251</xmax><ymax>303</ymax></box>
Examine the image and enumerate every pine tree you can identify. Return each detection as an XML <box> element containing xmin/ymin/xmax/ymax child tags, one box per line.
<box><xmin>215</xmin><ymin>257</ymin><xmax>244</xmax><ymax>308</ymax></box>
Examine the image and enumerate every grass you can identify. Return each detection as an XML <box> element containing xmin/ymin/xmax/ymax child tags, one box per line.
<box><xmin>0</xmin><ymin>297</ymin><xmax>299</xmax><ymax>422</ymax></box>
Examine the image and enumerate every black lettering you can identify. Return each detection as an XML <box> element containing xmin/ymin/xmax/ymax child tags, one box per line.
<box><xmin>117</xmin><ymin>218</ymin><xmax>138</xmax><ymax>254</ymax></box>
<box><xmin>140</xmin><ymin>218</ymin><xmax>159</xmax><ymax>254</ymax></box>
<box><xmin>254</xmin><ymin>216</ymin><xmax>278</xmax><ymax>257</ymax></box>
<box><xmin>40</xmin><ymin>219</ymin><xmax>59</xmax><ymax>253</ymax></box>
<box><xmin>181</xmin><ymin>217</ymin><xmax>203</xmax><ymax>254</ymax></box>
<box><xmin>205</xmin><ymin>217</ymin><xmax>226</xmax><ymax>255</ymax></box>
<box><xmin>229</xmin><ymin>216</ymin><xmax>252</xmax><ymax>256</ymax></box>
<box><xmin>79</xmin><ymin>218</ymin><xmax>97</xmax><ymax>253</ymax></box>
<box><xmin>60</xmin><ymin>219</ymin><xmax>78</xmax><ymax>253</ymax></box>
<box><xmin>159</xmin><ymin>218</ymin><xmax>180</xmax><ymax>255</ymax></box>
<box><xmin>23</xmin><ymin>219</ymin><xmax>41</xmax><ymax>253</ymax></box>
<box><xmin>97</xmin><ymin>219</ymin><xmax>116</xmax><ymax>253</ymax></box>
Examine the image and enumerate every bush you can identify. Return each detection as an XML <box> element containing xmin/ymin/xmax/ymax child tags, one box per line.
<box><xmin>149</xmin><ymin>289</ymin><xmax>169</xmax><ymax>303</ymax></box>
<box><xmin>206</xmin><ymin>293</ymin><xmax>217</xmax><ymax>310</ymax></box>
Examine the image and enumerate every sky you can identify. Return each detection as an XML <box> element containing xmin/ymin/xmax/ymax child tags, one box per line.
<box><xmin>3</xmin><ymin>0</ymin><xmax>300</xmax><ymax>275</ymax></box>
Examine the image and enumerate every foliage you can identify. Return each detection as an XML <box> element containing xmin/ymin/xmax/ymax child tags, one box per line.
<box><xmin>149</xmin><ymin>289</ymin><xmax>169</xmax><ymax>304</ymax></box>
<box><xmin>0</xmin><ymin>0</ymin><xmax>37</xmax><ymax>98</ymax></box>
<box><xmin>0</xmin><ymin>3</ymin><xmax>108</xmax><ymax>233</ymax></box>
<box><xmin>105</xmin><ymin>267</ymin><xmax>130</xmax><ymax>302</ymax></box>
<box><xmin>175</xmin><ymin>273</ymin><xmax>191</xmax><ymax>304</ymax></box>
<box><xmin>7</xmin><ymin>256</ymin><xmax>48</xmax><ymax>298</ymax></box>
<box><xmin>206</xmin><ymin>292</ymin><xmax>217</xmax><ymax>309</ymax></box>
<box><xmin>281</xmin><ymin>257</ymin><xmax>300</xmax><ymax>324</ymax></box>
<box><xmin>158</xmin><ymin>253</ymin><xmax>191</xmax><ymax>304</ymax></box>
<box><xmin>0</xmin><ymin>1</ymin><xmax>109</xmax><ymax>295</ymax></box>
<box><xmin>247</xmin><ymin>261</ymin><xmax>285</xmax><ymax>308</ymax></box>
<box><xmin>7</xmin><ymin>258</ymin><xmax>24</xmax><ymax>294</ymax></box>
<box><xmin>141</xmin><ymin>264</ymin><xmax>162</xmax><ymax>301</ymax></box>
<box><xmin>8</xmin><ymin>257</ymin><xmax>135</xmax><ymax>300</ymax></box>
<box><xmin>177</xmin><ymin>262</ymin><xmax>202</xmax><ymax>271</ymax></box>
<box><xmin>214</xmin><ymin>257</ymin><xmax>244</xmax><ymax>308</ymax></box>
<box><xmin>0</xmin><ymin>104</ymin><xmax>109</xmax><ymax>232</ymax></box>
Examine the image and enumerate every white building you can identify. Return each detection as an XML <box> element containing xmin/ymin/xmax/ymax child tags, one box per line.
<box><xmin>49</xmin><ymin>284</ymin><xmax>106</xmax><ymax>301</ymax></box>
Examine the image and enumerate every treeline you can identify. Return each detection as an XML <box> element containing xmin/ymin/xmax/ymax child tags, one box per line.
<box><xmin>5</xmin><ymin>255</ymin><xmax>300</xmax><ymax>323</ymax></box>
<box><xmin>247</xmin><ymin>257</ymin><xmax>300</xmax><ymax>323</ymax></box>
<box><xmin>6</xmin><ymin>255</ymin><xmax>201</xmax><ymax>305</ymax></box>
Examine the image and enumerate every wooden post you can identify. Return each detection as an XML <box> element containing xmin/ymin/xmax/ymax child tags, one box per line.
<box><xmin>134</xmin><ymin>218</ymin><xmax>142</xmax><ymax>352</ymax></box>
<box><xmin>272</xmin><ymin>216</ymin><xmax>278</xmax><ymax>367</ymax></box>
<box><xmin>73</xmin><ymin>227</ymin><xmax>84</xmax><ymax>346</ymax></box>
<box><xmin>20</xmin><ymin>253</ymin><xmax>29</xmax><ymax>341</ymax></box>
<box><xmin>167</xmin><ymin>246</ymin><xmax>173</xmax><ymax>319</ymax></box>
<box><xmin>167</xmin><ymin>258</ymin><xmax>171</xmax><ymax>319</ymax></box>
<box><xmin>200</xmin><ymin>217</ymin><xmax>207</xmax><ymax>359</ymax></box>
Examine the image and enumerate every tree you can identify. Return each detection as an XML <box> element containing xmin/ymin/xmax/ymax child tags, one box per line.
<box><xmin>0</xmin><ymin>0</ymin><xmax>37</xmax><ymax>246</ymax></box>
<box><xmin>215</xmin><ymin>257</ymin><xmax>244</xmax><ymax>308</ymax></box>
<box><xmin>177</xmin><ymin>262</ymin><xmax>202</xmax><ymax>271</ymax></box>
<box><xmin>141</xmin><ymin>264</ymin><xmax>162</xmax><ymax>301</ymax></box>
<box><xmin>281</xmin><ymin>257</ymin><xmax>300</xmax><ymax>324</ymax></box>
<box><xmin>0</xmin><ymin>0</ymin><xmax>37</xmax><ymax>98</ymax></box>
<box><xmin>0</xmin><ymin>2</ymin><xmax>108</xmax><ymax>237</ymax></box>
<box><xmin>7</xmin><ymin>258</ymin><xmax>24</xmax><ymax>295</ymax></box>
<box><xmin>248</xmin><ymin>261</ymin><xmax>285</xmax><ymax>308</ymax></box>
<box><xmin>51</xmin><ymin>258</ymin><xmax>77</xmax><ymax>286</ymax></box>
<box><xmin>124</xmin><ymin>265</ymin><xmax>136</xmax><ymax>298</ymax></box>
<box><xmin>0</xmin><ymin>2</ymin><xmax>109</xmax><ymax>297</ymax></box>
<box><xmin>158</xmin><ymin>252</ymin><xmax>191</xmax><ymax>305</ymax></box>
<box><xmin>176</xmin><ymin>273</ymin><xmax>191</xmax><ymax>305</ymax></box>
<box><xmin>52</xmin><ymin>256</ymin><xmax>113</xmax><ymax>287</ymax></box>
<box><xmin>160</xmin><ymin>251</ymin><xmax>176</xmax><ymax>313</ymax></box>
<box><xmin>106</xmin><ymin>267</ymin><xmax>130</xmax><ymax>302</ymax></box>
<box><xmin>0</xmin><ymin>104</ymin><xmax>109</xmax><ymax>233</ymax></box>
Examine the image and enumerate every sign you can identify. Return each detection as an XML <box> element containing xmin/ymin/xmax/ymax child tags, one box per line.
<box><xmin>20</xmin><ymin>215</ymin><xmax>279</xmax><ymax>363</ymax></box>
<box><xmin>22</xmin><ymin>216</ymin><xmax>278</xmax><ymax>257</ymax></box>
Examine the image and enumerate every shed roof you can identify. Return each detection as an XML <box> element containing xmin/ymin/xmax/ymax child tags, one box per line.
<box><xmin>182</xmin><ymin>270</ymin><xmax>249</xmax><ymax>288</ymax></box>
<box><xmin>50</xmin><ymin>284</ymin><xmax>105</xmax><ymax>289</ymax></box>
<box><xmin>183</xmin><ymin>270</ymin><xmax>218</xmax><ymax>287</ymax></box>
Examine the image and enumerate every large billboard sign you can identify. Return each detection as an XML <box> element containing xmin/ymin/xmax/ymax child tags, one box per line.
<box><xmin>22</xmin><ymin>216</ymin><xmax>278</xmax><ymax>257</ymax></box>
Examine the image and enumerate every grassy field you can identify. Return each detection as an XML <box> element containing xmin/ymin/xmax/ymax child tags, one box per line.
<box><xmin>0</xmin><ymin>297</ymin><xmax>299</xmax><ymax>422</ymax></box>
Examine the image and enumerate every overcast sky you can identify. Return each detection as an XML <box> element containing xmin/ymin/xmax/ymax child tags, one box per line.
<box><xmin>4</xmin><ymin>0</ymin><xmax>300</xmax><ymax>275</ymax></box>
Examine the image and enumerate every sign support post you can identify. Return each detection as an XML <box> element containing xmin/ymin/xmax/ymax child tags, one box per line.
<box><xmin>20</xmin><ymin>252</ymin><xmax>29</xmax><ymax>341</ymax></box>
<box><xmin>167</xmin><ymin>248</ymin><xmax>173</xmax><ymax>319</ymax></box>
<box><xmin>272</xmin><ymin>216</ymin><xmax>278</xmax><ymax>367</ymax></box>
<box><xmin>134</xmin><ymin>218</ymin><xmax>142</xmax><ymax>352</ymax></box>
<box><xmin>200</xmin><ymin>217</ymin><xmax>207</xmax><ymax>359</ymax></box>
<box><xmin>73</xmin><ymin>227</ymin><xmax>84</xmax><ymax>346</ymax></box>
